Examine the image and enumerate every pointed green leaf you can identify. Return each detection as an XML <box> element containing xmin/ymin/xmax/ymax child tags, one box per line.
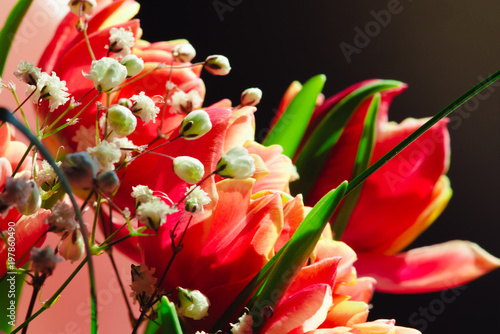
<box><xmin>291</xmin><ymin>80</ymin><xmax>404</xmax><ymax>198</ymax></box>
<box><xmin>0</xmin><ymin>0</ymin><xmax>33</xmax><ymax>76</ymax></box>
<box><xmin>248</xmin><ymin>181</ymin><xmax>347</xmax><ymax>332</ymax></box>
<box><xmin>263</xmin><ymin>74</ymin><xmax>326</xmax><ymax>158</ymax></box>
<box><xmin>159</xmin><ymin>296</ymin><xmax>183</xmax><ymax>334</ymax></box>
<box><xmin>0</xmin><ymin>264</ymin><xmax>28</xmax><ymax>333</ymax></box>
<box><xmin>332</xmin><ymin>94</ymin><xmax>380</xmax><ymax>240</ymax></box>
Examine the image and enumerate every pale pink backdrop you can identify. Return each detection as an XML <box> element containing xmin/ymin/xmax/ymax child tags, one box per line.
<box><xmin>1</xmin><ymin>1</ymin><xmax>137</xmax><ymax>333</ymax></box>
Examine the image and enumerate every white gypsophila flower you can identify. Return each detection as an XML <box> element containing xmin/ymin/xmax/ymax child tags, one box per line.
<box><xmin>30</xmin><ymin>246</ymin><xmax>62</xmax><ymax>276</ymax></box>
<box><xmin>112</xmin><ymin>136</ymin><xmax>137</xmax><ymax>162</ymax></box>
<box><xmin>176</xmin><ymin>288</ymin><xmax>210</xmax><ymax>320</ymax></box>
<box><xmin>184</xmin><ymin>185</ymin><xmax>211</xmax><ymax>216</ymax></box>
<box><xmin>170</xmin><ymin>90</ymin><xmax>202</xmax><ymax>114</ymax></box>
<box><xmin>83</xmin><ymin>57</ymin><xmax>128</xmax><ymax>92</ymax></box>
<box><xmin>46</xmin><ymin>200</ymin><xmax>79</xmax><ymax>234</ymax></box>
<box><xmin>130</xmin><ymin>91</ymin><xmax>160</xmax><ymax>124</ymax></box>
<box><xmin>130</xmin><ymin>264</ymin><xmax>157</xmax><ymax>300</ymax></box>
<box><xmin>136</xmin><ymin>198</ymin><xmax>176</xmax><ymax>231</ymax></box>
<box><xmin>72</xmin><ymin>126</ymin><xmax>97</xmax><ymax>151</ymax></box>
<box><xmin>14</xmin><ymin>61</ymin><xmax>41</xmax><ymax>85</ymax></box>
<box><xmin>36</xmin><ymin>160</ymin><xmax>61</xmax><ymax>186</ymax></box>
<box><xmin>216</xmin><ymin>146</ymin><xmax>255</xmax><ymax>179</ymax></box>
<box><xmin>87</xmin><ymin>140</ymin><xmax>121</xmax><ymax>171</ymax></box>
<box><xmin>231</xmin><ymin>313</ymin><xmax>253</xmax><ymax>334</ymax></box>
<box><xmin>28</xmin><ymin>71</ymin><xmax>70</xmax><ymax>112</ymax></box>
<box><xmin>108</xmin><ymin>27</ymin><xmax>135</xmax><ymax>57</ymax></box>
<box><xmin>131</xmin><ymin>185</ymin><xmax>154</xmax><ymax>205</ymax></box>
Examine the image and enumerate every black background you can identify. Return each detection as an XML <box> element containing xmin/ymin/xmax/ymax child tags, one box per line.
<box><xmin>138</xmin><ymin>1</ymin><xmax>500</xmax><ymax>333</ymax></box>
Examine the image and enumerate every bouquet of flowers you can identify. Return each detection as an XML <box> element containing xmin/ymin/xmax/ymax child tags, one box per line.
<box><xmin>0</xmin><ymin>1</ymin><xmax>499</xmax><ymax>333</ymax></box>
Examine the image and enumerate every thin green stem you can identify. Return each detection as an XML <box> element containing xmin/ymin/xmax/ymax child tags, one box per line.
<box><xmin>11</xmin><ymin>259</ymin><xmax>87</xmax><ymax>334</ymax></box>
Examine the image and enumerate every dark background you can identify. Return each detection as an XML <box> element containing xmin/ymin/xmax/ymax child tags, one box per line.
<box><xmin>138</xmin><ymin>1</ymin><xmax>500</xmax><ymax>333</ymax></box>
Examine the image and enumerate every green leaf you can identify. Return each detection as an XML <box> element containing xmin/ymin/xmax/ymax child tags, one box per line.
<box><xmin>158</xmin><ymin>296</ymin><xmax>183</xmax><ymax>334</ymax></box>
<box><xmin>0</xmin><ymin>264</ymin><xmax>28</xmax><ymax>333</ymax></box>
<box><xmin>263</xmin><ymin>74</ymin><xmax>326</xmax><ymax>158</ymax></box>
<box><xmin>291</xmin><ymin>80</ymin><xmax>404</xmax><ymax>199</ymax></box>
<box><xmin>0</xmin><ymin>0</ymin><xmax>33</xmax><ymax>76</ymax></box>
<box><xmin>248</xmin><ymin>181</ymin><xmax>347</xmax><ymax>332</ymax></box>
<box><xmin>332</xmin><ymin>94</ymin><xmax>380</xmax><ymax>240</ymax></box>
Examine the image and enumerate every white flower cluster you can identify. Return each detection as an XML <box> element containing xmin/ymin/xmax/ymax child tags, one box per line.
<box><xmin>108</xmin><ymin>27</ymin><xmax>135</xmax><ymax>57</ymax></box>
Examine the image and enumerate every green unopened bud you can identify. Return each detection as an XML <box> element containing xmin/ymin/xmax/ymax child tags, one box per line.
<box><xmin>216</xmin><ymin>146</ymin><xmax>255</xmax><ymax>179</ymax></box>
<box><xmin>84</xmin><ymin>57</ymin><xmax>128</xmax><ymax>92</ymax></box>
<box><xmin>16</xmin><ymin>180</ymin><xmax>41</xmax><ymax>215</ymax></box>
<box><xmin>241</xmin><ymin>87</ymin><xmax>262</xmax><ymax>106</ymax></box>
<box><xmin>107</xmin><ymin>104</ymin><xmax>137</xmax><ymax>136</ymax></box>
<box><xmin>97</xmin><ymin>171</ymin><xmax>120</xmax><ymax>193</ymax></box>
<box><xmin>120</xmin><ymin>54</ymin><xmax>144</xmax><ymax>78</ymax></box>
<box><xmin>173</xmin><ymin>156</ymin><xmax>204</xmax><ymax>184</ymax></box>
<box><xmin>204</xmin><ymin>55</ymin><xmax>231</xmax><ymax>76</ymax></box>
<box><xmin>180</xmin><ymin>110</ymin><xmax>212</xmax><ymax>140</ymax></box>
<box><xmin>69</xmin><ymin>0</ymin><xmax>96</xmax><ymax>16</ymax></box>
<box><xmin>173</xmin><ymin>43</ymin><xmax>196</xmax><ymax>63</ymax></box>
<box><xmin>176</xmin><ymin>288</ymin><xmax>210</xmax><ymax>320</ymax></box>
<box><xmin>118</xmin><ymin>98</ymin><xmax>133</xmax><ymax>109</ymax></box>
<box><xmin>61</xmin><ymin>152</ymin><xmax>99</xmax><ymax>190</ymax></box>
<box><xmin>58</xmin><ymin>230</ymin><xmax>85</xmax><ymax>263</ymax></box>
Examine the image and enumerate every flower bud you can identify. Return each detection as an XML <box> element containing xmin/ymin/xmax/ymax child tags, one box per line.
<box><xmin>30</xmin><ymin>246</ymin><xmax>62</xmax><ymax>276</ymax></box>
<box><xmin>176</xmin><ymin>288</ymin><xmax>210</xmax><ymax>320</ymax></box>
<box><xmin>184</xmin><ymin>185</ymin><xmax>211</xmax><ymax>216</ymax></box>
<box><xmin>204</xmin><ymin>55</ymin><xmax>231</xmax><ymax>76</ymax></box>
<box><xmin>58</xmin><ymin>230</ymin><xmax>85</xmax><ymax>263</ymax></box>
<box><xmin>241</xmin><ymin>87</ymin><xmax>262</xmax><ymax>106</ymax></box>
<box><xmin>16</xmin><ymin>180</ymin><xmax>41</xmax><ymax>215</ymax></box>
<box><xmin>120</xmin><ymin>54</ymin><xmax>144</xmax><ymax>78</ymax></box>
<box><xmin>173</xmin><ymin>43</ymin><xmax>196</xmax><ymax>63</ymax></box>
<box><xmin>180</xmin><ymin>109</ymin><xmax>212</xmax><ymax>140</ymax></box>
<box><xmin>107</xmin><ymin>104</ymin><xmax>137</xmax><ymax>136</ymax></box>
<box><xmin>69</xmin><ymin>0</ymin><xmax>97</xmax><ymax>16</ymax></box>
<box><xmin>118</xmin><ymin>98</ymin><xmax>133</xmax><ymax>109</ymax></box>
<box><xmin>61</xmin><ymin>152</ymin><xmax>99</xmax><ymax>190</ymax></box>
<box><xmin>216</xmin><ymin>146</ymin><xmax>255</xmax><ymax>179</ymax></box>
<box><xmin>97</xmin><ymin>171</ymin><xmax>120</xmax><ymax>193</ymax></box>
<box><xmin>173</xmin><ymin>156</ymin><xmax>204</xmax><ymax>184</ymax></box>
<box><xmin>84</xmin><ymin>57</ymin><xmax>128</xmax><ymax>92</ymax></box>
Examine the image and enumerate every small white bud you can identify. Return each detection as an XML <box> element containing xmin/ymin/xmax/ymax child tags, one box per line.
<box><xmin>16</xmin><ymin>180</ymin><xmax>41</xmax><ymax>216</ymax></box>
<box><xmin>118</xmin><ymin>98</ymin><xmax>133</xmax><ymax>109</ymax></box>
<box><xmin>69</xmin><ymin>0</ymin><xmax>97</xmax><ymax>16</ymax></box>
<box><xmin>130</xmin><ymin>91</ymin><xmax>160</xmax><ymax>124</ymax></box>
<box><xmin>58</xmin><ymin>229</ymin><xmax>85</xmax><ymax>263</ymax></box>
<box><xmin>170</xmin><ymin>90</ymin><xmax>202</xmax><ymax>114</ymax></box>
<box><xmin>184</xmin><ymin>185</ymin><xmax>211</xmax><ymax>216</ymax></box>
<box><xmin>30</xmin><ymin>246</ymin><xmax>62</xmax><ymax>276</ymax></box>
<box><xmin>176</xmin><ymin>288</ymin><xmax>210</xmax><ymax>320</ymax></box>
<box><xmin>120</xmin><ymin>54</ymin><xmax>144</xmax><ymax>78</ymax></box>
<box><xmin>180</xmin><ymin>109</ymin><xmax>212</xmax><ymax>140</ymax></box>
<box><xmin>216</xmin><ymin>146</ymin><xmax>255</xmax><ymax>179</ymax></box>
<box><xmin>108</xmin><ymin>27</ymin><xmax>135</xmax><ymax>57</ymax></box>
<box><xmin>241</xmin><ymin>88</ymin><xmax>262</xmax><ymax>106</ymax></box>
<box><xmin>172</xmin><ymin>43</ymin><xmax>196</xmax><ymax>63</ymax></box>
<box><xmin>173</xmin><ymin>156</ymin><xmax>204</xmax><ymax>184</ymax></box>
<box><xmin>107</xmin><ymin>104</ymin><xmax>137</xmax><ymax>136</ymax></box>
<box><xmin>96</xmin><ymin>171</ymin><xmax>120</xmax><ymax>193</ymax></box>
<box><xmin>61</xmin><ymin>152</ymin><xmax>99</xmax><ymax>190</ymax></box>
<box><xmin>204</xmin><ymin>55</ymin><xmax>231</xmax><ymax>76</ymax></box>
<box><xmin>84</xmin><ymin>57</ymin><xmax>128</xmax><ymax>92</ymax></box>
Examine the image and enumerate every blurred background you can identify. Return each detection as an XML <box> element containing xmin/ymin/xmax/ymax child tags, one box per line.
<box><xmin>137</xmin><ymin>1</ymin><xmax>500</xmax><ymax>333</ymax></box>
